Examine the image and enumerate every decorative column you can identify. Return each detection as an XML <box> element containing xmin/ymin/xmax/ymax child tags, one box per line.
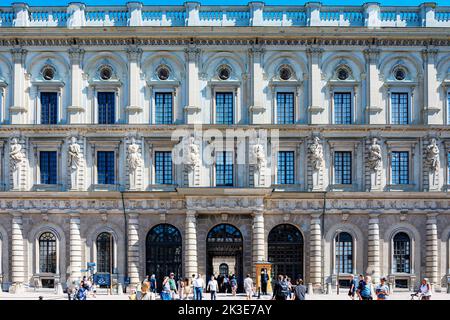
<box><xmin>184</xmin><ymin>46</ymin><xmax>201</xmax><ymax>123</ymax></box>
<box><xmin>10</xmin><ymin>47</ymin><xmax>27</xmax><ymax>124</ymax></box>
<box><xmin>306</xmin><ymin>47</ymin><xmax>325</xmax><ymax>124</ymax></box>
<box><xmin>68</xmin><ymin>47</ymin><xmax>85</xmax><ymax>123</ymax></box>
<box><xmin>363</xmin><ymin>47</ymin><xmax>382</xmax><ymax>123</ymax></box>
<box><xmin>127</xmin><ymin>213</ymin><xmax>140</xmax><ymax>289</ymax></box>
<box><xmin>69</xmin><ymin>212</ymin><xmax>82</xmax><ymax>283</ymax></box>
<box><xmin>422</xmin><ymin>48</ymin><xmax>439</xmax><ymax>124</ymax></box>
<box><xmin>127</xmin><ymin>1</ymin><xmax>143</xmax><ymax>26</ymax></box>
<box><xmin>249</xmin><ymin>2</ymin><xmax>264</xmax><ymax>26</ymax></box>
<box><xmin>252</xmin><ymin>211</ymin><xmax>265</xmax><ymax>279</ymax></box>
<box><xmin>126</xmin><ymin>45</ymin><xmax>143</xmax><ymax>123</ymax></box>
<box><xmin>248</xmin><ymin>46</ymin><xmax>265</xmax><ymax>124</ymax></box>
<box><xmin>426</xmin><ymin>213</ymin><xmax>439</xmax><ymax>289</ymax></box>
<box><xmin>309</xmin><ymin>213</ymin><xmax>322</xmax><ymax>291</ymax></box>
<box><xmin>367</xmin><ymin>213</ymin><xmax>381</xmax><ymax>282</ymax></box>
<box><xmin>184</xmin><ymin>210</ymin><xmax>198</xmax><ymax>277</ymax></box>
<box><xmin>10</xmin><ymin>212</ymin><xmax>25</xmax><ymax>293</ymax></box>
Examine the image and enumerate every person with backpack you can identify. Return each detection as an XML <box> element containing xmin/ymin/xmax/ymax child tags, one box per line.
<box><xmin>293</xmin><ymin>278</ymin><xmax>307</xmax><ymax>301</ymax></box>
<box><xmin>75</xmin><ymin>280</ymin><xmax>88</xmax><ymax>300</ymax></box>
<box><xmin>348</xmin><ymin>275</ymin><xmax>359</xmax><ymax>300</ymax></box>
<box><xmin>357</xmin><ymin>275</ymin><xmax>374</xmax><ymax>300</ymax></box>
<box><xmin>417</xmin><ymin>278</ymin><xmax>432</xmax><ymax>300</ymax></box>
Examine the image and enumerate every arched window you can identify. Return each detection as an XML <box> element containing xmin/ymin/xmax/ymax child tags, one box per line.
<box><xmin>96</xmin><ymin>232</ymin><xmax>113</xmax><ymax>273</ymax></box>
<box><xmin>268</xmin><ymin>224</ymin><xmax>304</xmax><ymax>280</ymax></box>
<box><xmin>39</xmin><ymin>232</ymin><xmax>57</xmax><ymax>273</ymax></box>
<box><xmin>393</xmin><ymin>232</ymin><xmax>411</xmax><ymax>273</ymax></box>
<box><xmin>335</xmin><ymin>232</ymin><xmax>353</xmax><ymax>274</ymax></box>
<box><xmin>219</xmin><ymin>263</ymin><xmax>229</xmax><ymax>277</ymax></box>
<box><xmin>146</xmin><ymin>224</ymin><xmax>182</xmax><ymax>290</ymax></box>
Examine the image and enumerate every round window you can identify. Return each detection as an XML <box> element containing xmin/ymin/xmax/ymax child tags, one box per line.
<box><xmin>337</xmin><ymin>68</ymin><xmax>349</xmax><ymax>81</ymax></box>
<box><xmin>42</xmin><ymin>66</ymin><xmax>55</xmax><ymax>81</ymax></box>
<box><xmin>279</xmin><ymin>67</ymin><xmax>292</xmax><ymax>81</ymax></box>
<box><xmin>100</xmin><ymin>66</ymin><xmax>112</xmax><ymax>80</ymax></box>
<box><xmin>218</xmin><ymin>67</ymin><xmax>231</xmax><ymax>80</ymax></box>
<box><xmin>394</xmin><ymin>68</ymin><xmax>406</xmax><ymax>81</ymax></box>
<box><xmin>157</xmin><ymin>67</ymin><xmax>170</xmax><ymax>80</ymax></box>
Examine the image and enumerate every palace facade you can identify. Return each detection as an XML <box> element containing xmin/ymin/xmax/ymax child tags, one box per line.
<box><xmin>0</xmin><ymin>1</ymin><xmax>449</xmax><ymax>294</ymax></box>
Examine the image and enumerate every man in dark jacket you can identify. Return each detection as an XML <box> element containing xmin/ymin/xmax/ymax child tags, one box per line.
<box><xmin>293</xmin><ymin>279</ymin><xmax>307</xmax><ymax>300</ymax></box>
<box><xmin>260</xmin><ymin>269</ymin><xmax>269</xmax><ymax>295</ymax></box>
<box><xmin>272</xmin><ymin>275</ymin><xmax>287</xmax><ymax>301</ymax></box>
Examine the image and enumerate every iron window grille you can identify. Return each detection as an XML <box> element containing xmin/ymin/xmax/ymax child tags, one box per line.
<box><xmin>39</xmin><ymin>232</ymin><xmax>57</xmax><ymax>273</ymax></box>
<box><xmin>335</xmin><ymin>232</ymin><xmax>353</xmax><ymax>274</ymax></box>
<box><xmin>393</xmin><ymin>232</ymin><xmax>411</xmax><ymax>273</ymax></box>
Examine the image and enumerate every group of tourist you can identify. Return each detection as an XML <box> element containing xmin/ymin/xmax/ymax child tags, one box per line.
<box><xmin>272</xmin><ymin>275</ymin><xmax>307</xmax><ymax>301</ymax></box>
<box><xmin>67</xmin><ymin>276</ymin><xmax>97</xmax><ymax>300</ymax></box>
<box><xmin>347</xmin><ymin>275</ymin><xmax>432</xmax><ymax>300</ymax></box>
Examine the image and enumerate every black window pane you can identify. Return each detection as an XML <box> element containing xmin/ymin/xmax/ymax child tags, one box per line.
<box><xmin>392</xmin><ymin>151</ymin><xmax>409</xmax><ymax>185</ymax></box>
<box><xmin>96</xmin><ymin>232</ymin><xmax>113</xmax><ymax>273</ymax></box>
<box><xmin>40</xmin><ymin>151</ymin><xmax>57</xmax><ymax>184</ymax></box>
<box><xmin>41</xmin><ymin>92</ymin><xmax>58</xmax><ymax>124</ymax></box>
<box><xmin>39</xmin><ymin>232</ymin><xmax>56</xmax><ymax>273</ymax></box>
<box><xmin>155</xmin><ymin>151</ymin><xmax>172</xmax><ymax>184</ymax></box>
<box><xmin>277</xmin><ymin>92</ymin><xmax>294</xmax><ymax>124</ymax></box>
<box><xmin>216</xmin><ymin>92</ymin><xmax>233</xmax><ymax>125</ymax></box>
<box><xmin>277</xmin><ymin>151</ymin><xmax>294</xmax><ymax>184</ymax></box>
<box><xmin>155</xmin><ymin>92</ymin><xmax>173</xmax><ymax>124</ymax></box>
<box><xmin>335</xmin><ymin>232</ymin><xmax>353</xmax><ymax>274</ymax></box>
<box><xmin>216</xmin><ymin>151</ymin><xmax>233</xmax><ymax>186</ymax></box>
<box><xmin>393</xmin><ymin>232</ymin><xmax>411</xmax><ymax>273</ymax></box>
<box><xmin>98</xmin><ymin>92</ymin><xmax>115</xmax><ymax>124</ymax></box>
<box><xmin>334</xmin><ymin>151</ymin><xmax>352</xmax><ymax>184</ymax></box>
<box><xmin>334</xmin><ymin>92</ymin><xmax>352</xmax><ymax>124</ymax></box>
<box><xmin>391</xmin><ymin>93</ymin><xmax>409</xmax><ymax>125</ymax></box>
<box><xmin>97</xmin><ymin>151</ymin><xmax>115</xmax><ymax>184</ymax></box>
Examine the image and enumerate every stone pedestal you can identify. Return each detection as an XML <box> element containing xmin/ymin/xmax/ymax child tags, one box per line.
<box><xmin>252</xmin><ymin>211</ymin><xmax>265</xmax><ymax>279</ymax></box>
<box><xmin>127</xmin><ymin>213</ymin><xmax>140</xmax><ymax>287</ymax></box>
<box><xmin>184</xmin><ymin>211</ymin><xmax>198</xmax><ymax>277</ymax></box>
<box><xmin>426</xmin><ymin>213</ymin><xmax>439</xmax><ymax>288</ymax></box>
<box><xmin>309</xmin><ymin>214</ymin><xmax>322</xmax><ymax>290</ymax></box>
<box><xmin>367</xmin><ymin>213</ymin><xmax>380</xmax><ymax>281</ymax></box>
<box><xmin>69</xmin><ymin>213</ymin><xmax>82</xmax><ymax>283</ymax></box>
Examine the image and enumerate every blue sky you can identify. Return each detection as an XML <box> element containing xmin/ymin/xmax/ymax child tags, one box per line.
<box><xmin>1</xmin><ymin>0</ymin><xmax>449</xmax><ymax>6</ymax></box>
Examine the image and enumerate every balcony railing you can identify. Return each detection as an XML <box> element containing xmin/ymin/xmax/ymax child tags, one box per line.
<box><xmin>0</xmin><ymin>2</ymin><xmax>448</xmax><ymax>28</ymax></box>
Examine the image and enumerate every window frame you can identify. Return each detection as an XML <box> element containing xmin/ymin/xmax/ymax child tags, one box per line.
<box><xmin>35</xmin><ymin>230</ymin><xmax>59</xmax><ymax>276</ymax></box>
<box><xmin>385</xmin><ymin>140</ymin><xmax>417</xmax><ymax>191</ymax></box>
<box><xmin>276</xmin><ymin>150</ymin><xmax>295</xmax><ymax>185</ymax></box>
<box><xmin>276</xmin><ymin>91</ymin><xmax>296</xmax><ymax>125</ymax></box>
<box><xmin>96</xmin><ymin>150</ymin><xmax>116</xmax><ymax>185</ymax></box>
<box><xmin>391</xmin><ymin>231</ymin><xmax>413</xmax><ymax>275</ymax></box>
<box><xmin>97</xmin><ymin>91</ymin><xmax>117</xmax><ymax>125</ymax></box>
<box><xmin>38</xmin><ymin>150</ymin><xmax>58</xmax><ymax>185</ymax></box>
<box><xmin>89</xmin><ymin>139</ymin><xmax>121</xmax><ymax>191</ymax></box>
<box><xmin>333</xmin><ymin>231</ymin><xmax>355</xmax><ymax>275</ymax></box>
<box><xmin>333</xmin><ymin>151</ymin><xmax>353</xmax><ymax>185</ymax></box>
<box><xmin>333</xmin><ymin>91</ymin><xmax>353</xmax><ymax>125</ymax></box>
<box><xmin>214</xmin><ymin>150</ymin><xmax>234</xmax><ymax>187</ymax></box>
<box><xmin>214</xmin><ymin>91</ymin><xmax>235</xmax><ymax>125</ymax></box>
<box><xmin>153</xmin><ymin>150</ymin><xmax>173</xmax><ymax>185</ymax></box>
<box><xmin>153</xmin><ymin>90</ymin><xmax>174</xmax><ymax>125</ymax></box>
<box><xmin>39</xmin><ymin>91</ymin><xmax>59</xmax><ymax>125</ymax></box>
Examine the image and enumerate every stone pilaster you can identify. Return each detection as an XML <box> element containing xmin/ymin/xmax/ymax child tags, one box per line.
<box><xmin>67</xmin><ymin>47</ymin><xmax>85</xmax><ymax>123</ymax></box>
<box><xmin>306</xmin><ymin>47</ymin><xmax>324</xmax><ymax>124</ymax></box>
<box><xmin>10</xmin><ymin>47</ymin><xmax>27</xmax><ymax>124</ymax></box>
<box><xmin>426</xmin><ymin>213</ymin><xmax>439</xmax><ymax>288</ymax></box>
<box><xmin>127</xmin><ymin>213</ymin><xmax>140</xmax><ymax>288</ymax></box>
<box><xmin>10</xmin><ymin>212</ymin><xmax>25</xmax><ymax>293</ymax></box>
<box><xmin>309</xmin><ymin>214</ymin><xmax>322</xmax><ymax>291</ymax></box>
<box><xmin>126</xmin><ymin>45</ymin><xmax>143</xmax><ymax>123</ymax></box>
<box><xmin>367</xmin><ymin>213</ymin><xmax>381</xmax><ymax>281</ymax></box>
<box><xmin>248</xmin><ymin>46</ymin><xmax>266</xmax><ymax>124</ymax></box>
<box><xmin>422</xmin><ymin>48</ymin><xmax>440</xmax><ymax>124</ymax></box>
<box><xmin>364</xmin><ymin>47</ymin><xmax>382</xmax><ymax>123</ymax></box>
<box><xmin>184</xmin><ymin>210</ymin><xmax>198</xmax><ymax>277</ymax></box>
<box><xmin>69</xmin><ymin>212</ymin><xmax>82</xmax><ymax>283</ymax></box>
<box><xmin>184</xmin><ymin>46</ymin><xmax>201</xmax><ymax>124</ymax></box>
<box><xmin>252</xmin><ymin>211</ymin><xmax>265</xmax><ymax>278</ymax></box>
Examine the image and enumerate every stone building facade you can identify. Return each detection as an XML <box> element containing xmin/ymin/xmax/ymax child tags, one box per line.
<box><xmin>0</xmin><ymin>2</ymin><xmax>449</xmax><ymax>294</ymax></box>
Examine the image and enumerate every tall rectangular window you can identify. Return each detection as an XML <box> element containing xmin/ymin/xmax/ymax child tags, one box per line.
<box><xmin>334</xmin><ymin>92</ymin><xmax>352</xmax><ymax>124</ymax></box>
<box><xmin>155</xmin><ymin>92</ymin><xmax>173</xmax><ymax>124</ymax></box>
<box><xmin>216</xmin><ymin>92</ymin><xmax>233</xmax><ymax>125</ymax></box>
<box><xmin>155</xmin><ymin>151</ymin><xmax>173</xmax><ymax>184</ymax></box>
<box><xmin>334</xmin><ymin>151</ymin><xmax>352</xmax><ymax>184</ymax></box>
<box><xmin>391</xmin><ymin>92</ymin><xmax>409</xmax><ymax>125</ymax></box>
<box><xmin>391</xmin><ymin>151</ymin><xmax>409</xmax><ymax>185</ymax></box>
<box><xmin>277</xmin><ymin>151</ymin><xmax>295</xmax><ymax>184</ymax></box>
<box><xmin>447</xmin><ymin>92</ymin><xmax>450</xmax><ymax>124</ymax></box>
<box><xmin>277</xmin><ymin>92</ymin><xmax>294</xmax><ymax>124</ymax></box>
<box><xmin>97</xmin><ymin>151</ymin><xmax>115</xmax><ymax>184</ymax></box>
<box><xmin>216</xmin><ymin>151</ymin><xmax>233</xmax><ymax>186</ymax></box>
<box><xmin>40</xmin><ymin>92</ymin><xmax>58</xmax><ymax>124</ymax></box>
<box><xmin>98</xmin><ymin>92</ymin><xmax>115</xmax><ymax>124</ymax></box>
<box><xmin>40</xmin><ymin>151</ymin><xmax>57</xmax><ymax>184</ymax></box>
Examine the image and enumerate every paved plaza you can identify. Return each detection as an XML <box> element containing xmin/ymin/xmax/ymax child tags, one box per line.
<box><xmin>1</xmin><ymin>291</ymin><xmax>449</xmax><ymax>301</ymax></box>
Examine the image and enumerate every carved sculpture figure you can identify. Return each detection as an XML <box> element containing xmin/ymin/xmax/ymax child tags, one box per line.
<box><xmin>252</xmin><ymin>143</ymin><xmax>266</xmax><ymax>171</ymax></box>
<box><xmin>185</xmin><ymin>136</ymin><xmax>200</xmax><ymax>169</ymax></box>
<box><xmin>367</xmin><ymin>137</ymin><xmax>382</xmax><ymax>172</ymax></box>
<box><xmin>309</xmin><ymin>136</ymin><xmax>324</xmax><ymax>170</ymax></box>
<box><xmin>10</xmin><ymin>138</ymin><xmax>25</xmax><ymax>171</ymax></box>
<box><xmin>127</xmin><ymin>137</ymin><xmax>143</xmax><ymax>172</ymax></box>
<box><xmin>426</xmin><ymin>138</ymin><xmax>440</xmax><ymax>171</ymax></box>
<box><xmin>68</xmin><ymin>136</ymin><xmax>84</xmax><ymax>170</ymax></box>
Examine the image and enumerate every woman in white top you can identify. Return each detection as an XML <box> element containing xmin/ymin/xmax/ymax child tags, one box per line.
<box><xmin>418</xmin><ymin>278</ymin><xmax>432</xmax><ymax>300</ymax></box>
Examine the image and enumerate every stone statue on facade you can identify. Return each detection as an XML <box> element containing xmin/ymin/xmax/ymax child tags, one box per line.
<box><xmin>426</xmin><ymin>138</ymin><xmax>440</xmax><ymax>172</ymax></box>
<box><xmin>127</xmin><ymin>137</ymin><xmax>143</xmax><ymax>190</ymax></box>
<box><xmin>185</xmin><ymin>136</ymin><xmax>200</xmax><ymax>170</ymax></box>
<box><xmin>309</xmin><ymin>136</ymin><xmax>324</xmax><ymax>170</ymax></box>
<box><xmin>252</xmin><ymin>143</ymin><xmax>267</xmax><ymax>172</ymax></box>
<box><xmin>68</xmin><ymin>136</ymin><xmax>84</xmax><ymax>170</ymax></box>
<box><xmin>10</xmin><ymin>138</ymin><xmax>25</xmax><ymax>171</ymax></box>
<box><xmin>367</xmin><ymin>137</ymin><xmax>382</xmax><ymax>172</ymax></box>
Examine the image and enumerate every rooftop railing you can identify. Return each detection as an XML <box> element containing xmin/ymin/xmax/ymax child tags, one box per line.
<box><xmin>0</xmin><ymin>2</ymin><xmax>448</xmax><ymax>28</ymax></box>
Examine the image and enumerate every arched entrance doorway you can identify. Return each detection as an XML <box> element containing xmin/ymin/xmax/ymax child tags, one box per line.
<box><xmin>146</xmin><ymin>224</ymin><xmax>182</xmax><ymax>291</ymax></box>
<box><xmin>206</xmin><ymin>224</ymin><xmax>243</xmax><ymax>292</ymax></box>
<box><xmin>268</xmin><ymin>224</ymin><xmax>304</xmax><ymax>281</ymax></box>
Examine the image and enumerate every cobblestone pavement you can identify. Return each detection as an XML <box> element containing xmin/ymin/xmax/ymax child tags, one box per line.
<box><xmin>1</xmin><ymin>291</ymin><xmax>449</xmax><ymax>300</ymax></box>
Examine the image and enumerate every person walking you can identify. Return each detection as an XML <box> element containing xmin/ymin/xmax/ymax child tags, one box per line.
<box><xmin>168</xmin><ymin>272</ymin><xmax>178</xmax><ymax>300</ymax></box>
<box><xmin>137</xmin><ymin>282</ymin><xmax>151</xmax><ymax>300</ymax></box>
<box><xmin>285</xmin><ymin>276</ymin><xmax>293</xmax><ymax>300</ymax></box>
<box><xmin>149</xmin><ymin>274</ymin><xmax>157</xmax><ymax>300</ymax></box>
<box><xmin>183</xmin><ymin>278</ymin><xmax>191</xmax><ymax>300</ymax></box>
<box><xmin>244</xmin><ymin>274</ymin><xmax>254</xmax><ymax>300</ymax></box>
<box><xmin>293</xmin><ymin>278</ymin><xmax>307</xmax><ymax>301</ymax></box>
<box><xmin>230</xmin><ymin>275</ymin><xmax>238</xmax><ymax>297</ymax></box>
<box><xmin>348</xmin><ymin>275</ymin><xmax>358</xmax><ymax>300</ymax></box>
<box><xmin>207</xmin><ymin>275</ymin><xmax>218</xmax><ymax>300</ymax></box>
<box><xmin>260</xmin><ymin>269</ymin><xmax>269</xmax><ymax>295</ymax></box>
<box><xmin>272</xmin><ymin>275</ymin><xmax>288</xmax><ymax>301</ymax></box>
<box><xmin>223</xmin><ymin>275</ymin><xmax>230</xmax><ymax>295</ymax></box>
<box><xmin>75</xmin><ymin>280</ymin><xmax>88</xmax><ymax>300</ymax></box>
<box><xmin>357</xmin><ymin>275</ymin><xmax>374</xmax><ymax>300</ymax></box>
<box><xmin>417</xmin><ymin>278</ymin><xmax>432</xmax><ymax>300</ymax></box>
<box><xmin>193</xmin><ymin>273</ymin><xmax>204</xmax><ymax>300</ymax></box>
<box><xmin>375</xmin><ymin>277</ymin><xmax>390</xmax><ymax>300</ymax></box>
<box><xmin>161</xmin><ymin>276</ymin><xmax>172</xmax><ymax>300</ymax></box>
<box><xmin>178</xmin><ymin>278</ymin><xmax>186</xmax><ymax>300</ymax></box>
